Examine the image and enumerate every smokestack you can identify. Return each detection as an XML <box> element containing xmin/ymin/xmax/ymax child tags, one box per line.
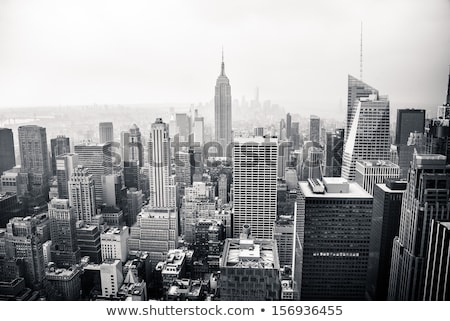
<box><xmin>446</xmin><ymin>66</ymin><xmax>450</xmax><ymax>106</ymax></box>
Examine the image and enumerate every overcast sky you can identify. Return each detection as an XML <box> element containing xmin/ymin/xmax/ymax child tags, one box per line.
<box><xmin>0</xmin><ymin>0</ymin><xmax>449</xmax><ymax>116</ymax></box>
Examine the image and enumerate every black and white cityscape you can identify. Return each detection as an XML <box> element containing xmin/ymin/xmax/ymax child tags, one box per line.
<box><xmin>0</xmin><ymin>1</ymin><xmax>449</xmax><ymax>301</ymax></box>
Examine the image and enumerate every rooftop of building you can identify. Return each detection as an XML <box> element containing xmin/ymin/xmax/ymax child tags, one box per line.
<box><xmin>376</xmin><ymin>181</ymin><xmax>408</xmax><ymax>193</ymax></box>
<box><xmin>118</xmin><ymin>282</ymin><xmax>146</xmax><ymax>298</ymax></box>
<box><xmin>415</xmin><ymin>154</ymin><xmax>448</xmax><ymax>165</ymax></box>
<box><xmin>138</xmin><ymin>206</ymin><xmax>176</xmax><ymax>219</ymax></box>
<box><xmin>76</xmin><ymin>224</ymin><xmax>98</xmax><ymax>232</ymax></box>
<box><xmin>164</xmin><ymin>250</ymin><xmax>186</xmax><ymax>267</ymax></box>
<box><xmin>356</xmin><ymin>160</ymin><xmax>399</xmax><ymax>168</ymax></box>
<box><xmin>45</xmin><ymin>265</ymin><xmax>80</xmax><ymax>278</ymax></box>
<box><xmin>0</xmin><ymin>192</ymin><xmax>17</xmax><ymax>201</ymax></box>
<box><xmin>1</xmin><ymin>170</ymin><xmax>19</xmax><ymax>177</ymax></box>
<box><xmin>101</xmin><ymin>206</ymin><xmax>122</xmax><ymax>214</ymax></box>
<box><xmin>102</xmin><ymin>226</ymin><xmax>128</xmax><ymax>235</ymax></box>
<box><xmin>233</xmin><ymin>136</ymin><xmax>278</xmax><ymax>144</ymax></box>
<box><xmin>167</xmin><ymin>279</ymin><xmax>204</xmax><ymax>298</ymax></box>
<box><xmin>74</xmin><ymin>141</ymin><xmax>109</xmax><ymax>147</ymax></box>
<box><xmin>440</xmin><ymin>222</ymin><xmax>450</xmax><ymax>230</ymax></box>
<box><xmin>221</xmin><ymin>238</ymin><xmax>279</xmax><ymax>270</ymax></box>
<box><xmin>299</xmin><ymin>178</ymin><xmax>372</xmax><ymax>199</ymax></box>
<box><xmin>274</xmin><ymin>216</ymin><xmax>294</xmax><ymax>226</ymax></box>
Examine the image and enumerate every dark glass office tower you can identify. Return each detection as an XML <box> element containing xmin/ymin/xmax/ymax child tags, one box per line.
<box><xmin>395</xmin><ymin>109</ymin><xmax>425</xmax><ymax>178</ymax></box>
<box><xmin>50</xmin><ymin>136</ymin><xmax>70</xmax><ymax>176</ymax></box>
<box><xmin>18</xmin><ymin>125</ymin><xmax>50</xmax><ymax>203</ymax></box>
<box><xmin>366</xmin><ymin>180</ymin><xmax>406</xmax><ymax>300</ymax></box>
<box><xmin>296</xmin><ymin>178</ymin><xmax>373</xmax><ymax>300</ymax></box>
<box><xmin>325</xmin><ymin>128</ymin><xmax>344</xmax><ymax>177</ymax></box>
<box><xmin>0</xmin><ymin>128</ymin><xmax>15</xmax><ymax>175</ymax></box>
<box><xmin>309</xmin><ymin>115</ymin><xmax>320</xmax><ymax>144</ymax></box>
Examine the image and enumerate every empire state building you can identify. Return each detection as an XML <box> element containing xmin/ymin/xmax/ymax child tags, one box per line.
<box><xmin>214</xmin><ymin>52</ymin><xmax>232</xmax><ymax>150</ymax></box>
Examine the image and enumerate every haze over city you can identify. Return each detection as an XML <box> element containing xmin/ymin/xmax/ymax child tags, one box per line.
<box><xmin>0</xmin><ymin>0</ymin><xmax>449</xmax><ymax>305</ymax></box>
<box><xmin>1</xmin><ymin>0</ymin><xmax>449</xmax><ymax>118</ymax></box>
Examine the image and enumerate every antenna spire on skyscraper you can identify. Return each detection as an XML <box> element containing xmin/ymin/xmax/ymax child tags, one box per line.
<box><xmin>221</xmin><ymin>46</ymin><xmax>225</xmax><ymax>76</ymax></box>
<box><xmin>360</xmin><ymin>21</ymin><xmax>363</xmax><ymax>81</ymax></box>
<box><xmin>446</xmin><ymin>64</ymin><xmax>450</xmax><ymax>105</ymax></box>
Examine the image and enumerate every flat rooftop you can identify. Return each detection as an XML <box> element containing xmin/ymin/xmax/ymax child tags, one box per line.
<box><xmin>46</xmin><ymin>267</ymin><xmax>80</xmax><ymax>278</ymax></box>
<box><xmin>0</xmin><ymin>192</ymin><xmax>16</xmax><ymax>201</ymax></box>
<box><xmin>299</xmin><ymin>181</ymin><xmax>372</xmax><ymax>199</ymax></box>
<box><xmin>440</xmin><ymin>222</ymin><xmax>450</xmax><ymax>230</ymax></box>
<box><xmin>233</xmin><ymin>136</ymin><xmax>278</xmax><ymax>144</ymax></box>
<box><xmin>376</xmin><ymin>183</ymin><xmax>407</xmax><ymax>193</ymax></box>
<box><xmin>221</xmin><ymin>238</ymin><xmax>279</xmax><ymax>270</ymax></box>
<box><xmin>356</xmin><ymin>160</ymin><xmax>399</xmax><ymax>168</ymax></box>
<box><xmin>415</xmin><ymin>154</ymin><xmax>447</xmax><ymax>166</ymax></box>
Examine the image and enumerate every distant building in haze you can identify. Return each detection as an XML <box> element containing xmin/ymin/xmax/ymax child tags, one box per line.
<box><xmin>0</xmin><ymin>128</ymin><xmax>16</xmax><ymax>175</ymax></box>
<box><xmin>50</xmin><ymin>136</ymin><xmax>70</xmax><ymax>176</ymax></box>
<box><xmin>99</xmin><ymin>122</ymin><xmax>114</xmax><ymax>144</ymax></box>
<box><xmin>214</xmin><ymin>52</ymin><xmax>232</xmax><ymax>151</ymax></box>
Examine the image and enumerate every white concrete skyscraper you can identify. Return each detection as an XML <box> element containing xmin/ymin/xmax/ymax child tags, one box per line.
<box><xmin>56</xmin><ymin>153</ymin><xmax>79</xmax><ymax>199</ymax></box>
<box><xmin>148</xmin><ymin>118</ymin><xmax>175</xmax><ymax>208</ymax></box>
<box><xmin>346</xmin><ymin>75</ymin><xmax>378</xmax><ymax>141</ymax></box>
<box><xmin>341</xmin><ymin>92</ymin><xmax>390</xmax><ymax>181</ymax></box>
<box><xmin>232</xmin><ymin>136</ymin><xmax>278</xmax><ymax>239</ymax></box>
<box><xmin>68</xmin><ymin>165</ymin><xmax>97</xmax><ymax>222</ymax></box>
<box><xmin>214</xmin><ymin>51</ymin><xmax>232</xmax><ymax>151</ymax></box>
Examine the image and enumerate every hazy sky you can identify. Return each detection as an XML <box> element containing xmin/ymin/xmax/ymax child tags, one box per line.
<box><xmin>0</xmin><ymin>0</ymin><xmax>449</xmax><ymax>116</ymax></box>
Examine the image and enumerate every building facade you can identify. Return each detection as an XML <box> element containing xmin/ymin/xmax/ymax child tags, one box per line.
<box><xmin>214</xmin><ymin>54</ymin><xmax>232</xmax><ymax>151</ymax></box>
<box><xmin>342</xmin><ymin>93</ymin><xmax>391</xmax><ymax>181</ymax></box>
<box><xmin>296</xmin><ymin>178</ymin><xmax>373</xmax><ymax>300</ymax></box>
<box><xmin>355</xmin><ymin>160</ymin><xmax>400</xmax><ymax>195</ymax></box>
<box><xmin>233</xmin><ymin>136</ymin><xmax>277</xmax><ymax>239</ymax></box>
<box><xmin>388</xmin><ymin>154</ymin><xmax>450</xmax><ymax>300</ymax></box>
<box><xmin>0</xmin><ymin>128</ymin><xmax>15</xmax><ymax>175</ymax></box>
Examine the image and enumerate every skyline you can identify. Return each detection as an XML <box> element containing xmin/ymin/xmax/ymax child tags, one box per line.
<box><xmin>0</xmin><ymin>0</ymin><xmax>450</xmax><ymax>118</ymax></box>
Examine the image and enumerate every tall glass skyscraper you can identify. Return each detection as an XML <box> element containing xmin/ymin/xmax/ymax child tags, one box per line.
<box><xmin>50</xmin><ymin>136</ymin><xmax>71</xmax><ymax>176</ymax></box>
<box><xmin>346</xmin><ymin>75</ymin><xmax>378</xmax><ymax>141</ymax></box>
<box><xmin>388</xmin><ymin>154</ymin><xmax>450</xmax><ymax>300</ymax></box>
<box><xmin>342</xmin><ymin>93</ymin><xmax>390</xmax><ymax>181</ymax></box>
<box><xmin>148</xmin><ymin>118</ymin><xmax>175</xmax><ymax>209</ymax></box>
<box><xmin>395</xmin><ymin>109</ymin><xmax>426</xmax><ymax>178</ymax></box>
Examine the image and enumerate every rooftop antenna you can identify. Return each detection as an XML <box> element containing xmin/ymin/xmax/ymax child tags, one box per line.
<box><xmin>360</xmin><ymin>21</ymin><xmax>363</xmax><ymax>80</ymax></box>
<box><xmin>221</xmin><ymin>45</ymin><xmax>225</xmax><ymax>76</ymax></box>
<box><xmin>446</xmin><ymin>64</ymin><xmax>450</xmax><ymax>106</ymax></box>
